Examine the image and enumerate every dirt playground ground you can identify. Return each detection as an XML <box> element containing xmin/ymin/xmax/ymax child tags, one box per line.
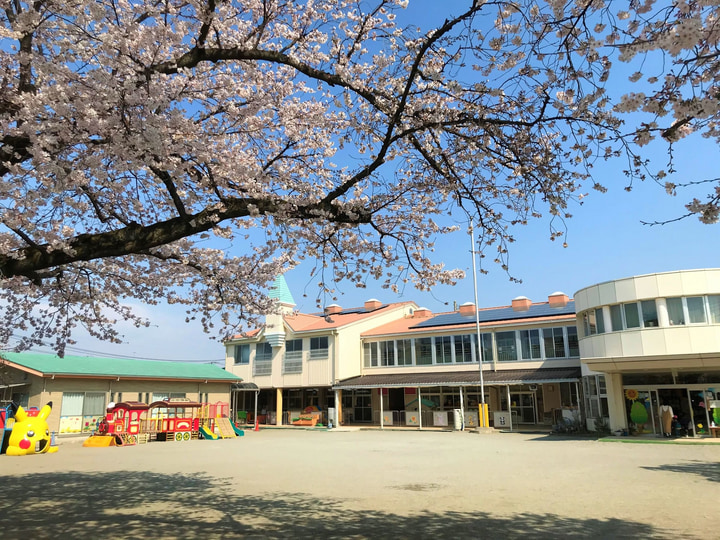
<box><xmin>0</xmin><ymin>428</ymin><xmax>718</xmax><ymax>539</ymax></box>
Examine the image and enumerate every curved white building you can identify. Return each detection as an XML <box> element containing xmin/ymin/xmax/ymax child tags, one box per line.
<box><xmin>575</xmin><ymin>269</ymin><xmax>720</xmax><ymax>436</ymax></box>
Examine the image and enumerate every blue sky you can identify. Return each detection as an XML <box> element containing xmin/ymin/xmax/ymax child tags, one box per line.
<box><xmin>27</xmin><ymin>2</ymin><xmax>720</xmax><ymax>363</ymax></box>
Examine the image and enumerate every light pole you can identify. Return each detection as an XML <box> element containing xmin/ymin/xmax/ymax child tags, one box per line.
<box><xmin>469</xmin><ymin>220</ymin><xmax>488</xmax><ymax>427</ymax></box>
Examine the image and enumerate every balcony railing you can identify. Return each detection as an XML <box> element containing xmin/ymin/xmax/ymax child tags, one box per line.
<box><xmin>283</xmin><ymin>350</ymin><xmax>303</xmax><ymax>374</ymax></box>
<box><xmin>309</xmin><ymin>348</ymin><xmax>329</xmax><ymax>360</ymax></box>
<box><xmin>254</xmin><ymin>360</ymin><xmax>272</xmax><ymax>377</ymax></box>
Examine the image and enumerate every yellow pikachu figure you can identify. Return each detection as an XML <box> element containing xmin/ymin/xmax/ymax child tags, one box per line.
<box><xmin>6</xmin><ymin>402</ymin><xmax>59</xmax><ymax>456</ymax></box>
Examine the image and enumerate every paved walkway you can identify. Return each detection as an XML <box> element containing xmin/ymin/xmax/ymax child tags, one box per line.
<box><xmin>1</xmin><ymin>429</ymin><xmax>717</xmax><ymax>538</ymax></box>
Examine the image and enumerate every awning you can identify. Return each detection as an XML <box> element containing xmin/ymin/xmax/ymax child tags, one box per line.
<box><xmin>333</xmin><ymin>367</ymin><xmax>581</xmax><ymax>390</ymax></box>
<box><xmin>231</xmin><ymin>382</ymin><xmax>260</xmax><ymax>392</ymax></box>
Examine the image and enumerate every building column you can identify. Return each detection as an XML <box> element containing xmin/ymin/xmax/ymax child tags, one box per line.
<box><xmin>380</xmin><ymin>388</ymin><xmax>384</xmax><ymax>429</ymax></box>
<box><xmin>335</xmin><ymin>390</ymin><xmax>342</xmax><ymax>426</ymax></box>
<box><xmin>276</xmin><ymin>388</ymin><xmax>283</xmax><ymax>426</ymax></box>
<box><xmin>605</xmin><ymin>373</ymin><xmax>627</xmax><ymax>432</ymax></box>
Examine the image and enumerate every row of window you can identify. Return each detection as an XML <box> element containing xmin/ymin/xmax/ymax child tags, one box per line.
<box><xmin>234</xmin><ymin>336</ymin><xmax>330</xmax><ymax>366</ymax></box>
<box><xmin>363</xmin><ymin>327</ymin><xmax>579</xmax><ymax>367</ymax></box>
<box><xmin>581</xmin><ymin>295</ymin><xmax>720</xmax><ymax>337</ymax></box>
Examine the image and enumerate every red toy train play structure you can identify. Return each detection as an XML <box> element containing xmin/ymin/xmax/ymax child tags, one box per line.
<box><xmin>85</xmin><ymin>398</ymin><xmax>237</xmax><ymax>446</ymax></box>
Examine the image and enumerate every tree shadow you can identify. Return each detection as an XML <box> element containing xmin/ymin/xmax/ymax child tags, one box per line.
<box><xmin>641</xmin><ymin>460</ymin><xmax>720</xmax><ymax>483</ymax></box>
<box><xmin>0</xmin><ymin>471</ymin><xmax>680</xmax><ymax>539</ymax></box>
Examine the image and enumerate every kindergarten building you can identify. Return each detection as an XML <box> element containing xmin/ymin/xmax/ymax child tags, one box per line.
<box><xmin>226</xmin><ymin>270</ymin><xmax>720</xmax><ymax>436</ymax></box>
<box><xmin>575</xmin><ymin>268</ymin><xmax>720</xmax><ymax>436</ymax></box>
<box><xmin>225</xmin><ymin>276</ymin><xmax>584</xmax><ymax>430</ymax></box>
<box><xmin>0</xmin><ymin>352</ymin><xmax>241</xmax><ymax>435</ymax></box>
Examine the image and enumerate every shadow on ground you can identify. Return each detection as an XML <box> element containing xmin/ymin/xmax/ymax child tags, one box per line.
<box><xmin>0</xmin><ymin>471</ymin><xmax>679</xmax><ymax>539</ymax></box>
<box><xmin>642</xmin><ymin>459</ymin><xmax>720</xmax><ymax>483</ymax></box>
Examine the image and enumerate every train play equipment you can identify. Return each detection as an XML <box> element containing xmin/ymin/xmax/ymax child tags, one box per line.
<box><xmin>3</xmin><ymin>402</ymin><xmax>59</xmax><ymax>456</ymax></box>
<box><xmin>83</xmin><ymin>398</ymin><xmax>235</xmax><ymax>447</ymax></box>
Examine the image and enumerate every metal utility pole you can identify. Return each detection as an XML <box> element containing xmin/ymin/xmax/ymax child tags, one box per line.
<box><xmin>469</xmin><ymin>220</ymin><xmax>488</xmax><ymax>427</ymax></box>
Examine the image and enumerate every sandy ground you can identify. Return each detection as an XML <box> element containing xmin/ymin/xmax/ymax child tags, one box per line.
<box><xmin>0</xmin><ymin>428</ymin><xmax>718</xmax><ymax>539</ymax></box>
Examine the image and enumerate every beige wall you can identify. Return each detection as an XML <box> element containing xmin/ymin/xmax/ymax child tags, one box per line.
<box><xmin>576</xmin><ymin>269</ymin><xmax>720</xmax><ymax>370</ymax></box>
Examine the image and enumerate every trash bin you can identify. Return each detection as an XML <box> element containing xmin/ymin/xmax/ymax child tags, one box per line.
<box><xmin>452</xmin><ymin>409</ymin><xmax>464</xmax><ymax>430</ymax></box>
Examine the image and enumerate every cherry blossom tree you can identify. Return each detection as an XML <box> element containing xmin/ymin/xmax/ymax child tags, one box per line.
<box><xmin>0</xmin><ymin>0</ymin><xmax>718</xmax><ymax>354</ymax></box>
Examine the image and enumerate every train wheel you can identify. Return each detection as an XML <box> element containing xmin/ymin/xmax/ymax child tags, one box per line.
<box><xmin>174</xmin><ymin>432</ymin><xmax>183</xmax><ymax>442</ymax></box>
<box><xmin>183</xmin><ymin>432</ymin><xmax>191</xmax><ymax>441</ymax></box>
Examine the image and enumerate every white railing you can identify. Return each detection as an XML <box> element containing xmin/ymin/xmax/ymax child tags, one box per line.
<box><xmin>254</xmin><ymin>360</ymin><xmax>272</xmax><ymax>377</ymax></box>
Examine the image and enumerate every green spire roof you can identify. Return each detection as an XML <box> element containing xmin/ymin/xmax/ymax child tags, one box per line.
<box><xmin>2</xmin><ymin>352</ymin><xmax>241</xmax><ymax>382</ymax></box>
<box><xmin>269</xmin><ymin>274</ymin><xmax>296</xmax><ymax>306</ymax></box>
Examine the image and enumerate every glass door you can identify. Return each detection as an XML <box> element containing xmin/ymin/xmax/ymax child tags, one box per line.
<box><xmin>510</xmin><ymin>392</ymin><xmax>537</xmax><ymax>424</ymax></box>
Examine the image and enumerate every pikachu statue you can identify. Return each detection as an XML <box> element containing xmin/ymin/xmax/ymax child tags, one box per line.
<box><xmin>6</xmin><ymin>402</ymin><xmax>59</xmax><ymax>455</ymax></box>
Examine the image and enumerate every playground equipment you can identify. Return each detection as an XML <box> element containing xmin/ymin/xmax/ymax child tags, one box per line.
<box><xmin>83</xmin><ymin>399</ymin><xmax>234</xmax><ymax>447</ymax></box>
<box><xmin>0</xmin><ymin>403</ymin><xmax>17</xmax><ymax>454</ymax></box>
<box><xmin>4</xmin><ymin>402</ymin><xmax>58</xmax><ymax>456</ymax></box>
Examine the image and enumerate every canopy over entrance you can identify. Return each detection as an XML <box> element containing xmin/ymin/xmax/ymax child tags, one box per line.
<box><xmin>333</xmin><ymin>367</ymin><xmax>580</xmax><ymax>390</ymax></box>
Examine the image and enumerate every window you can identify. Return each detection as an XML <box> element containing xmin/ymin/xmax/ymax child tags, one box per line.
<box><xmin>415</xmin><ymin>338</ymin><xmax>433</xmax><ymax>365</ymax></box>
<box><xmin>520</xmin><ymin>329</ymin><xmax>541</xmax><ymax>360</ymax></box>
<box><xmin>666</xmin><ymin>297</ymin><xmax>685</xmax><ymax>325</ymax></box>
<box><xmin>623</xmin><ymin>302</ymin><xmax>640</xmax><ymax>329</ymax></box>
<box><xmin>567</xmin><ymin>327</ymin><xmax>579</xmax><ymax>357</ymax></box>
<box><xmin>595</xmin><ymin>308</ymin><xmax>605</xmax><ymax>334</ymax></box>
<box><xmin>363</xmin><ymin>342</ymin><xmax>379</xmax><ymax>367</ymax></box>
<box><xmin>286</xmin><ymin>339</ymin><xmax>303</xmax><ymax>353</ymax></box>
<box><xmin>543</xmin><ymin>327</ymin><xmax>566</xmax><ymax>358</ymax></box>
<box><xmin>609</xmin><ymin>304</ymin><xmax>623</xmax><ymax>331</ymax></box>
<box><xmin>583</xmin><ymin>375</ymin><xmax>609</xmax><ymax>420</ymax></box>
<box><xmin>254</xmin><ymin>342</ymin><xmax>273</xmax><ymax>376</ymax></box>
<box><xmin>397</xmin><ymin>339</ymin><xmax>413</xmax><ymax>366</ymax></box>
<box><xmin>583</xmin><ymin>310</ymin><xmax>597</xmax><ymax>336</ymax></box>
<box><xmin>435</xmin><ymin>336</ymin><xmax>452</xmax><ymax>364</ymax></box>
<box><xmin>285</xmin><ymin>389</ymin><xmax>302</xmax><ymax>409</ymax></box>
<box><xmin>234</xmin><ymin>344</ymin><xmax>250</xmax><ymax>365</ymax></box>
<box><xmin>283</xmin><ymin>338</ymin><xmax>303</xmax><ymax>373</ymax></box>
<box><xmin>454</xmin><ymin>335</ymin><xmax>474</xmax><ymax>363</ymax></box>
<box><xmin>379</xmin><ymin>341</ymin><xmax>395</xmax><ymax>366</ymax></box>
<box><xmin>256</xmin><ymin>342</ymin><xmax>272</xmax><ymax>361</ymax></box>
<box><xmin>687</xmin><ymin>296</ymin><xmax>706</xmax><ymax>324</ymax></box>
<box><xmin>496</xmin><ymin>331</ymin><xmax>517</xmax><ymax>361</ymax></box>
<box><xmin>641</xmin><ymin>300</ymin><xmax>658</xmax><ymax>327</ymax></box>
<box><xmin>310</xmin><ymin>336</ymin><xmax>329</xmax><ymax>359</ymax></box>
<box><xmin>60</xmin><ymin>392</ymin><xmax>107</xmax><ymax>434</ymax></box>
<box><xmin>709</xmin><ymin>296</ymin><xmax>720</xmax><ymax>324</ymax></box>
<box><xmin>479</xmin><ymin>333</ymin><xmax>493</xmax><ymax>362</ymax></box>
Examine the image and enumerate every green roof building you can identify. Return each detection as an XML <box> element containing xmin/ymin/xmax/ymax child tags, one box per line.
<box><xmin>1</xmin><ymin>352</ymin><xmax>241</xmax><ymax>436</ymax></box>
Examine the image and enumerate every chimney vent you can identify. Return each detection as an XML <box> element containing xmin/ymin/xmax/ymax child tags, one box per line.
<box><xmin>459</xmin><ymin>302</ymin><xmax>476</xmax><ymax>316</ymax></box>
<box><xmin>364</xmin><ymin>298</ymin><xmax>383</xmax><ymax>311</ymax></box>
<box><xmin>548</xmin><ymin>292</ymin><xmax>569</xmax><ymax>308</ymax></box>
<box><xmin>413</xmin><ymin>307</ymin><xmax>432</xmax><ymax>318</ymax></box>
<box><xmin>511</xmin><ymin>296</ymin><xmax>532</xmax><ymax>312</ymax></box>
<box><xmin>325</xmin><ymin>304</ymin><xmax>342</xmax><ymax>315</ymax></box>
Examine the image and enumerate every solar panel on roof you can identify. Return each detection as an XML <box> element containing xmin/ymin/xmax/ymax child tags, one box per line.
<box><xmin>310</xmin><ymin>304</ymin><xmax>387</xmax><ymax>317</ymax></box>
<box><xmin>410</xmin><ymin>301</ymin><xmax>575</xmax><ymax>329</ymax></box>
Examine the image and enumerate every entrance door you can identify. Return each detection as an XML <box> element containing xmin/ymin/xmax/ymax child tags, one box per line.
<box><xmin>656</xmin><ymin>388</ymin><xmax>706</xmax><ymax>437</ymax></box>
<box><xmin>510</xmin><ymin>392</ymin><xmax>537</xmax><ymax>424</ymax></box>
